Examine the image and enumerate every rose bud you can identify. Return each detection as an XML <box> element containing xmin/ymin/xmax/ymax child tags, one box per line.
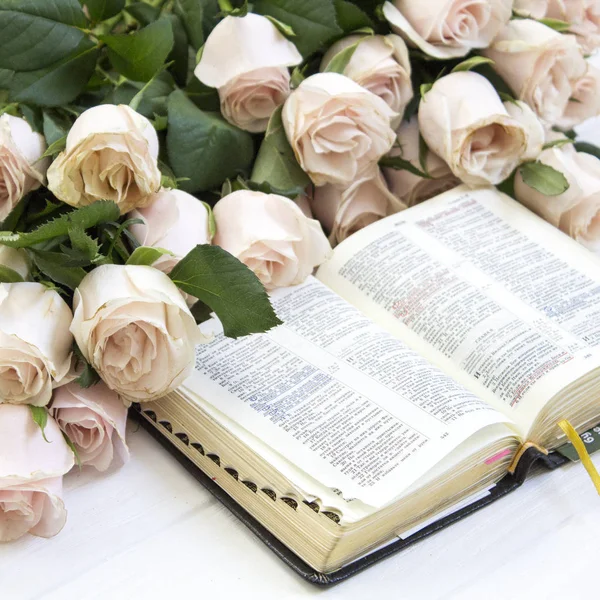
<box><xmin>0</xmin><ymin>283</ymin><xmax>73</xmax><ymax>407</ymax></box>
<box><xmin>483</xmin><ymin>19</ymin><xmax>587</xmax><ymax>125</ymax></box>
<box><xmin>311</xmin><ymin>169</ymin><xmax>406</xmax><ymax>246</ymax></box>
<box><xmin>129</xmin><ymin>188</ymin><xmax>212</xmax><ymax>274</ymax></box>
<box><xmin>195</xmin><ymin>13</ymin><xmax>302</xmax><ymax>133</ymax></box>
<box><xmin>0</xmin><ymin>114</ymin><xmax>49</xmax><ymax>221</ymax></box>
<box><xmin>47</xmin><ymin>104</ymin><xmax>161</xmax><ymax>214</ymax></box>
<box><xmin>0</xmin><ymin>246</ymin><xmax>29</xmax><ymax>280</ymax></box>
<box><xmin>382</xmin><ymin>0</ymin><xmax>512</xmax><ymax>59</ymax></box>
<box><xmin>283</xmin><ymin>73</ymin><xmax>396</xmax><ymax>187</ymax></box>
<box><xmin>213</xmin><ymin>190</ymin><xmax>332</xmax><ymax>289</ymax></box>
<box><xmin>515</xmin><ymin>144</ymin><xmax>600</xmax><ymax>253</ymax></box>
<box><xmin>320</xmin><ymin>34</ymin><xmax>413</xmax><ymax>126</ymax></box>
<box><xmin>70</xmin><ymin>265</ymin><xmax>204</xmax><ymax>402</ymax></box>
<box><xmin>0</xmin><ymin>404</ymin><xmax>74</xmax><ymax>542</ymax></box>
<box><xmin>50</xmin><ymin>382</ymin><xmax>129</xmax><ymax>472</ymax></box>
<box><xmin>383</xmin><ymin>117</ymin><xmax>461</xmax><ymax>207</ymax></box>
<box><xmin>555</xmin><ymin>64</ymin><xmax>600</xmax><ymax>130</ymax></box>
<box><xmin>418</xmin><ymin>72</ymin><xmax>529</xmax><ymax>187</ymax></box>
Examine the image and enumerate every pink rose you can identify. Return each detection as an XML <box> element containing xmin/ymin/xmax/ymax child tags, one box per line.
<box><xmin>0</xmin><ymin>404</ymin><xmax>74</xmax><ymax>542</ymax></box>
<box><xmin>50</xmin><ymin>382</ymin><xmax>129</xmax><ymax>472</ymax></box>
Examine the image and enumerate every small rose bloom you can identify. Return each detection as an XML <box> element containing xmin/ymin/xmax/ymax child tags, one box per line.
<box><xmin>0</xmin><ymin>245</ymin><xmax>29</xmax><ymax>280</ymax></box>
<box><xmin>213</xmin><ymin>190</ymin><xmax>332</xmax><ymax>289</ymax></box>
<box><xmin>383</xmin><ymin>117</ymin><xmax>461</xmax><ymax>207</ymax></box>
<box><xmin>321</xmin><ymin>34</ymin><xmax>413</xmax><ymax>126</ymax></box>
<box><xmin>282</xmin><ymin>73</ymin><xmax>396</xmax><ymax>187</ymax></box>
<box><xmin>382</xmin><ymin>0</ymin><xmax>513</xmax><ymax>59</ymax></box>
<box><xmin>0</xmin><ymin>404</ymin><xmax>74</xmax><ymax>542</ymax></box>
<box><xmin>418</xmin><ymin>72</ymin><xmax>529</xmax><ymax>187</ymax></box>
<box><xmin>515</xmin><ymin>144</ymin><xmax>600</xmax><ymax>252</ymax></box>
<box><xmin>311</xmin><ymin>169</ymin><xmax>406</xmax><ymax>246</ymax></box>
<box><xmin>70</xmin><ymin>265</ymin><xmax>205</xmax><ymax>402</ymax></box>
<box><xmin>0</xmin><ymin>114</ymin><xmax>48</xmax><ymax>221</ymax></box>
<box><xmin>50</xmin><ymin>382</ymin><xmax>129</xmax><ymax>472</ymax></box>
<box><xmin>556</xmin><ymin>63</ymin><xmax>600</xmax><ymax>130</ymax></box>
<box><xmin>47</xmin><ymin>105</ymin><xmax>161</xmax><ymax>214</ymax></box>
<box><xmin>195</xmin><ymin>13</ymin><xmax>302</xmax><ymax>133</ymax></box>
<box><xmin>483</xmin><ymin>19</ymin><xmax>587</xmax><ymax>125</ymax></box>
<box><xmin>0</xmin><ymin>283</ymin><xmax>73</xmax><ymax>407</ymax></box>
<box><xmin>129</xmin><ymin>188</ymin><xmax>212</xmax><ymax>275</ymax></box>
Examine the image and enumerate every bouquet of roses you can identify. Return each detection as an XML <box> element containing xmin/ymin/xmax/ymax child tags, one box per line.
<box><xmin>1</xmin><ymin>0</ymin><xmax>599</xmax><ymax>543</ymax></box>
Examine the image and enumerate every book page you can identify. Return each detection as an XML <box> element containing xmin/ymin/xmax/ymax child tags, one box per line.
<box><xmin>184</xmin><ymin>278</ymin><xmax>515</xmax><ymax>508</ymax></box>
<box><xmin>318</xmin><ymin>186</ymin><xmax>600</xmax><ymax>432</ymax></box>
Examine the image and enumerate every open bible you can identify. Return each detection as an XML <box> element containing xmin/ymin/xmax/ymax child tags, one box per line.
<box><xmin>136</xmin><ymin>186</ymin><xmax>600</xmax><ymax>580</ymax></box>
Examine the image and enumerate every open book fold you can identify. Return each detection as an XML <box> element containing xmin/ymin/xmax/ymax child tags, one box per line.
<box><xmin>139</xmin><ymin>186</ymin><xmax>600</xmax><ymax>575</ymax></box>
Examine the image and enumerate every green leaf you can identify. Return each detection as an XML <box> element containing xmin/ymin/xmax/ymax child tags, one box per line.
<box><xmin>499</xmin><ymin>91</ymin><xmax>517</xmax><ymax>104</ymax></box>
<box><xmin>184</xmin><ymin>77</ymin><xmax>220</xmax><ymax>111</ymax></box>
<box><xmin>333</xmin><ymin>0</ymin><xmax>373</xmax><ymax>32</ymax></box>
<box><xmin>124</xmin><ymin>2</ymin><xmax>160</xmax><ymax>25</ymax></box>
<box><xmin>126</xmin><ymin>246</ymin><xmax>174</xmax><ymax>266</ymax></box>
<box><xmin>324</xmin><ymin>36</ymin><xmax>367</xmax><ymax>74</ymax></box>
<box><xmin>84</xmin><ymin>0</ymin><xmax>125</xmax><ymax>22</ymax></box>
<box><xmin>451</xmin><ymin>55</ymin><xmax>494</xmax><ymax>73</ymax></box>
<box><xmin>202</xmin><ymin>201</ymin><xmax>216</xmax><ymax>238</ymax></box>
<box><xmin>0</xmin><ymin>201</ymin><xmax>120</xmax><ymax>248</ymax></box>
<box><xmin>173</xmin><ymin>0</ymin><xmax>219</xmax><ymax>50</ymax></box>
<box><xmin>166</xmin><ymin>14</ymin><xmax>189</xmax><ymax>86</ymax></box>
<box><xmin>73</xmin><ymin>343</ymin><xmax>100</xmax><ymax>388</ymax></box>
<box><xmin>250</xmin><ymin>105</ymin><xmax>310</xmax><ymax>197</ymax></box>
<box><xmin>420</xmin><ymin>82</ymin><xmax>433</xmax><ymax>99</ymax></box>
<box><xmin>108</xmin><ymin>71</ymin><xmax>175</xmax><ymax>119</ymax></box>
<box><xmin>29</xmin><ymin>405</ymin><xmax>49</xmax><ymax>443</ymax></box>
<box><xmin>102</xmin><ymin>18</ymin><xmax>174</xmax><ymax>82</ymax></box>
<box><xmin>40</xmin><ymin>135</ymin><xmax>67</xmax><ymax>159</ymax></box>
<box><xmin>62</xmin><ymin>431</ymin><xmax>82</xmax><ymax>467</ymax></box>
<box><xmin>129</xmin><ymin>61</ymin><xmax>173</xmax><ymax>112</ymax></box>
<box><xmin>167</xmin><ymin>90</ymin><xmax>254</xmax><ymax>193</ymax></box>
<box><xmin>538</xmin><ymin>17</ymin><xmax>571</xmax><ymax>32</ymax></box>
<box><xmin>379</xmin><ymin>155</ymin><xmax>432</xmax><ymax>179</ymax></box>
<box><xmin>264</xmin><ymin>15</ymin><xmax>296</xmax><ymax>37</ymax></box>
<box><xmin>254</xmin><ymin>0</ymin><xmax>342</xmax><ymax>57</ymax></box>
<box><xmin>519</xmin><ymin>161</ymin><xmax>570</xmax><ymax>196</ymax></box>
<box><xmin>418</xmin><ymin>134</ymin><xmax>429</xmax><ymax>174</ymax></box>
<box><xmin>574</xmin><ymin>142</ymin><xmax>600</xmax><ymax>160</ymax></box>
<box><xmin>189</xmin><ymin>299</ymin><xmax>213</xmax><ymax>324</ymax></box>
<box><xmin>42</xmin><ymin>111</ymin><xmax>72</xmax><ymax>145</ymax></box>
<box><xmin>0</xmin><ymin>264</ymin><xmax>24</xmax><ymax>283</ymax></box>
<box><xmin>543</xmin><ymin>138</ymin><xmax>573</xmax><ymax>150</ymax></box>
<box><xmin>0</xmin><ymin>0</ymin><xmax>87</xmax><ymax>71</ymax></box>
<box><xmin>169</xmin><ymin>244</ymin><xmax>282</xmax><ymax>338</ymax></box>
<box><xmin>68</xmin><ymin>225</ymin><xmax>99</xmax><ymax>260</ymax></box>
<box><xmin>31</xmin><ymin>250</ymin><xmax>87</xmax><ymax>289</ymax></box>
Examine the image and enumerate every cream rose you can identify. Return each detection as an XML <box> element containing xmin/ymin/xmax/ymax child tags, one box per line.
<box><xmin>0</xmin><ymin>245</ymin><xmax>29</xmax><ymax>280</ymax></box>
<box><xmin>383</xmin><ymin>117</ymin><xmax>461</xmax><ymax>207</ymax></box>
<box><xmin>70</xmin><ymin>265</ymin><xmax>204</xmax><ymax>402</ymax></box>
<box><xmin>382</xmin><ymin>0</ymin><xmax>513</xmax><ymax>59</ymax></box>
<box><xmin>483</xmin><ymin>19</ymin><xmax>587</xmax><ymax>125</ymax></box>
<box><xmin>320</xmin><ymin>34</ymin><xmax>413</xmax><ymax>126</ymax></box>
<box><xmin>418</xmin><ymin>72</ymin><xmax>529</xmax><ymax>187</ymax></box>
<box><xmin>282</xmin><ymin>73</ymin><xmax>396</xmax><ymax>187</ymax></box>
<box><xmin>556</xmin><ymin>63</ymin><xmax>600</xmax><ymax>129</ymax></box>
<box><xmin>0</xmin><ymin>404</ymin><xmax>74</xmax><ymax>542</ymax></box>
<box><xmin>50</xmin><ymin>382</ymin><xmax>129</xmax><ymax>472</ymax></box>
<box><xmin>47</xmin><ymin>104</ymin><xmax>161</xmax><ymax>214</ymax></box>
<box><xmin>311</xmin><ymin>169</ymin><xmax>406</xmax><ymax>246</ymax></box>
<box><xmin>515</xmin><ymin>144</ymin><xmax>600</xmax><ymax>252</ymax></box>
<box><xmin>0</xmin><ymin>114</ymin><xmax>48</xmax><ymax>222</ymax></box>
<box><xmin>0</xmin><ymin>283</ymin><xmax>73</xmax><ymax>407</ymax></box>
<box><xmin>194</xmin><ymin>13</ymin><xmax>302</xmax><ymax>133</ymax></box>
<box><xmin>129</xmin><ymin>188</ymin><xmax>212</xmax><ymax>275</ymax></box>
<box><xmin>213</xmin><ymin>190</ymin><xmax>332</xmax><ymax>289</ymax></box>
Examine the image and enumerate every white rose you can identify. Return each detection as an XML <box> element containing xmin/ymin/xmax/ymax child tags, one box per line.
<box><xmin>515</xmin><ymin>145</ymin><xmax>600</xmax><ymax>252</ymax></box>
<box><xmin>129</xmin><ymin>188</ymin><xmax>212</xmax><ymax>275</ymax></box>
<box><xmin>483</xmin><ymin>19</ymin><xmax>587</xmax><ymax>125</ymax></box>
<box><xmin>382</xmin><ymin>0</ymin><xmax>513</xmax><ymax>59</ymax></box>
<box><xmin>382</xmin><ymin>117</ymin><xmax>461</xmax><ymax>207</ymax></box>
<box><xmin>70</xmin><ymin>265</ymin><xmax>204</xmax><ymax>402</ymax></box>
<box><xmin>311</xmin><ymin>168</ymin><xmax>406</xmax><ymax>246</ymax></box>
<box><xmin>0</xmin><ymin>404</ymin><xmax>74</xmax><ymax>542</ymax></box>
<box><xmin>0</xmin><ymin>245</ymin><xmax>29</xmax><ymax>280</ymax></box>
<box><xmin>47</xmin><ymin>104</ymin><xmax>161</xmax><ymax>214</ymax></box>
<box><xmin>282</xmin><ymin>73</ymin><xmax>396</xmax><ymax>187</ymax></box>
<box><xmin>213</xmin><ymin>190</ymin><xmax>332</xmax><ymax>289</ymax></box>
<box><xmin>194</xmin><ymin>13</ymin><xmax>302</xmax><ymax>133</ymax></box>
<box><xmin>513</xmin><ymin>0</ymin><xmax>549</xmax><ymax>17</ymax></box>
<box><xmin>555</xmin><ymin>63</ymin><xmax>600</xmax><ymax>129</ymax></box>
<box><xmin>50</xmin><ymin>382</ymin><xmax>129</xmax><ymax>472</ymax></box>
<box><xmin>0</xmin><ymin>114</ymin><xmax>48</xmax><ymax>221</ymax></box>
<box><xmin>502</xmin><ymin>100</ymin><xmax>545</xmax><ymax>161</ymax></box>
<box><xmin>0</xmin><ymin>283</ymin><xmax>73</xmax><ymax>406</ymax></box>
<box><xmin>320</xmin><ymin>34</ymin><xmax>413</xmax><ymax>127</ymax></box>
<box><xmin>418</xmin><ymin>72</ymin><xmax>529</xmax><ymax>187</ymax></box>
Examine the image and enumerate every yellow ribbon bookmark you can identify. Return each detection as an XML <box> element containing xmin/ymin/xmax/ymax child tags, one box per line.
<box><xmin>558</xmin><ymin>419</ymin><xmax>600</xmax><ymax>496</ymax></box>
